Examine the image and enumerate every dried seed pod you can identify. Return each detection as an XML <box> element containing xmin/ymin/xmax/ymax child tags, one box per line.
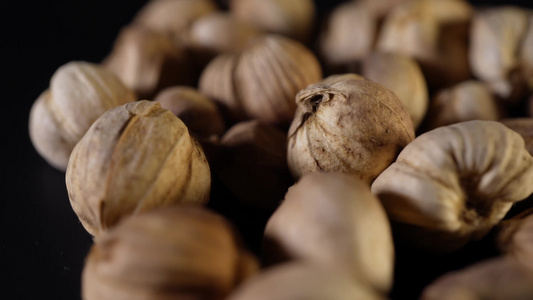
<box><xmin>187</xmin><ymin>12</ymin><xmax>263</xmax><ymax>64</ymax></box>
<box><xmin>229</xmin><ymin>0</ymin><xmax>315</xmax><ymax>43</ymax></box>
<box><xmin>372</xmin><ymin>120</ymin><xmax>533</xmax><ymax>253</ymax></box>
<box><xmin>264</xmin><ymin>173</ymin><xmax>395</xmax><ymax>294</ymax></box>
<box><xmin>133</xmin><ymin>0</ymin><xmax>217</xmax><ymax>43</ymax></box>
<box><xmin>424</xmin><ymin>81</ymin><xmax>500</xmax><ymax>131</ymax></box>
<box><xmin>199</xmin><ymin>34</ymin><xmax>322</xmax><ymax>126</ymax></box>
<box><xmin>357</xmin><ymin>0</ymin><xmax>411</xmax><ymax>19</ymax></box>
<box><xmin>28</xmin><ymin>61</ymin><xmax>136</xmax><ymax>171</ymax></box>
<box><xmin>420</xmin><ymin>256</ymin><xmax>533</xmax><ymax>300</ymax></box>
<box><xmin>102</xmin><ymin>25</ymin><xmax>193</xmax><ymax>100</ymax></box>
<box><xmin>66</xmin><ymin>100</ymin><xmax>211</xmax><ymax>236</ymax></box>
<box><xmin>500</xmin><ymin>118</ymin><xmax>533</xmax><ymax>156</ymax></box>
<box><xmin>362</xmin><ymin>51</ymin><xmax>428</xmax><ymax>129</ymax></box>
<box><xmin>83</xmin><ymin>206</ymin><xmax>259</xmax><ymax>300</ymax></box>
<box><xmin>213</xmin><ymin>120</ymin><xmax>293</xmax><ymax>211</ymax></box>
<box><xmin>228</xmin><ymin>262</ymin><xmax>385</xmax><ymax>300</ymax></box>
<box><xmin>199</xmin><ymin>53</ymin><xmax>242</xmax><ymax>122</ymax></box>
<box><xmin>287</xmin><ymin>74</ymin><xmax>415</xmax><ymax>184</ymax></box>
<box><xmin>377</xmin><ymin>0</ymin><xmax>473</xmax><ymax>89</ymax></box>
<box><xmin>318</xmin><ymin>2</ymin><xmax>378</xmax><ymax>74</ymax></box>
<box><xmin>469</xmin><ymin>6</ymin><xmax>530</xmax><ymax>102</ymax></box>
<box><xmin>495</xmin><ymin>208</ymin><xmax>533</xmax><ymax>271</ymax></box>
<box><xmin>154</xmin><ymin>86</ymin><xmax>225</xmax><ymax>140</ymax></box>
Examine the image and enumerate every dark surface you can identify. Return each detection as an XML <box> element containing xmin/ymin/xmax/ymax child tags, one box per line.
<box><xmin>2</xmin><ymin>0</ymin><xmax>533</xmax><ymax>299</ymax></box>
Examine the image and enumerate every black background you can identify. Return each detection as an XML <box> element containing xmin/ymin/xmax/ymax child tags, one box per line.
<box><xmin>2</xmin><ymin>0</ymin><xmax>532</xmax><ymax>299</ymax></box>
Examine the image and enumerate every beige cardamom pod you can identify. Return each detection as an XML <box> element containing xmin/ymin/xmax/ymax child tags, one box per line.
<box><xmin>372</xmin><ymin>120</ymin><xmax>533</xmax><ymax>253</ymax></box>
<box><xmin>66</xmin><ymin>100</ymin><xmax>211</xmax><ymax>236</ymax></box>
<box><xmin>287</xmin><ymin>74</ymin><xmax>415</xmax><ymax>184</ymax></box>
<box><xmin>28</xmin><ymin>61</ymin><xmax>136</xmax><ymax>171</ymax></box>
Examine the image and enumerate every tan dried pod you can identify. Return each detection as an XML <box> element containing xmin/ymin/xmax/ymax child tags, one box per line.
<box><xmin>83</xmin><ymin>206</ymin><xmax>259</xmax><ymax>300</ymax></box>
<box><xmin>377</xmin><ymin>0</ymin><xmax>473</xmax><ymax>89</ymax></box>
<box><xmin>357</xmin><ymin>0</ymin><xmax>411</xmax><ymax>19</ymax></box>
<box><xmin>263</xmin><ymin>173</ymin><xmax>395</xmax><ymax>294</ymax></box>
<box><xmin>199</xmin><ymin>53</ymin><xmax>243</xmax><ymax>122</ymax></box>
<box><xmin>500</xmin><ymin>118</ymin><xmax>533</xmax><ymax>156</ymax></box>
<box><xmin>154</xmin><ymin>86</ymin><xmax>225</xmax><ymax>140</ymax></box>
<box><xmin>372</xmin><ymin>120</ymin><xmax>533</xmax><ymax>253</ymax></box>
<box><xmin>214</xmin><ymin>121</ymin><xmax>282</xmax><ymax>192</ymax></box>
<box><xmin>287</xmin><ymin>74</ymin><xmax>415</xmax><ymax>184</ymax></box>
<box><xmin>187</xmin><ymin>12</ymin><xmax>263</xmax><ymax>64</ymax></box>
<box><xmin>228</xmin><ymin>261</ymin><xmax>385</xmax><ymax>300</ymax></box>
<box><xmin>229</xmin><ymin>0</ymin><xmax>315</xmax><ymax>43</ymax></box>
<box><xmin>102</xmin><ymin>25</ymin><xmax>192</xmax><ymax>100</ymax></box>
<box><xmin>66</xmin><ymin>100</ymin><xmax>211</xmax><ymax>236</ymax></box>
<box><xmin>470</xmin><ymin>6</ymin><xmax>530</xmax><ymax>102</ymax></box>
<box><xmin>318</xmin><ymin>2</ymin><xmax>378</xmax><ymax>73</ymax></box>
<box><xmin>495</xmin><ymin>208</ymin><xmax>533</xmax><ymax>271</ymax></box>
<box><xmin>420</xmin><ymin>256</ymin><xmax>533</xmax><ymax>300</ymax></box>
<box><xmin>213</xmin><ymin>120</ymin><xmax>292</xmax><ymax>211</ymax></box>
<box><xmin>424</xmin><ymin>81</ymin><xmax>500</xmax><ymax>131</ymax></box>
<box><xmin>28</xmin><ymin>61</ymin><xmax>136</xmax><ymax>171</ymax></box>
<box><xmin>362</xmin><ymin>51</ymin><xmax>428</xmax><ymax>129</ymax></box>
<box><xmin>133</xmin><ymin>0</ymin><xmax>217</xmax><ymax>43</ymax></box>
<box><xmin>199</xmin><ymin>34</ymin><xmax>322</xmax><ymax>126</ymax></box>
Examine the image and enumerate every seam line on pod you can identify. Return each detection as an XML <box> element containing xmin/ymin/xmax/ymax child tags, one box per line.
<box><xmin>276</xmin><ymin>37</ymin><xmax>314</xmax><ymax>88</ymax></box>
<box><xmin>46</xmin><ymin>90</ymin><xmax>79</xmax><ymax>145</ymax></box>
<box><xmin>231</xmin><ymin>53</ymin><xmax>246</xmax><ymax>114</ymax></box>
<box><xmin>245</xmin><ymin>43</ymin><xmax>280</xmax><ymax>119</ymax></box>
<box><xmin>398</xmin><ymin>148</ymin><xmax>459</xmax><ymax>197</ymax></box>
<box><xmin>305</xmin><ymin>125</ymin><xmax>324</xmax><ymax>172</ymax></box>
<box><xmin>172</xmin><ymin>143</ymin><xmax>195</xmax><ymax>204</ymax></box>
<box><xmin>269</xmin><ymin>38</ymin><xmax>302</xmax><ymax>101</ymax></box>
<box><xmin>101</xmin><ymin>113</ymin><xmax>140</xmax><ymax>230</ymax></box>
<box><xmin>262</xmin><ymin>39</ymin><xmax>294</xmax><ymax>118</ymax></box>
<box><xmin>133</xmin><ymin>129</ymin><xmax>192</xmax><ymax>212</ymax></box>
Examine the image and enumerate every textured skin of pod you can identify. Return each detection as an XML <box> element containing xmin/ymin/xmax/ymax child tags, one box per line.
<box><xmin>28</xmin><ymin>62</ymin><xmax>136</xmax><ymax>171</ymax></box>
<box><xmin>66</xmin><ymin>100</ymin><xmax>211</xmax><ymax>236</ymax></box>
<box><xmin>228</xmin><ymin>262</ymin><xmax>385</xmax><ymax>300</ymax></box>
<box><xmin>264</xmin><ymin>173</ymin><xmax>395</xmax><ymax>294</ymax></box>
<box><xmin>82</xmin><ymin>206</ymin><xmax>258</xmax><ymax>300</ymax></box>
<box><xmin>235</xmin><ymin>35</ymin><xmax>322</xmax><ymax>125</ymax></box>
<box><xmin>287</xmin><ymin>75</ymin><xmax>415</xmax><ymax>184</ymax></box>
<box><xmin>372</xmin><ymin>120</ymin><xmax>533</xmax><ymax>253</ymax></box>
